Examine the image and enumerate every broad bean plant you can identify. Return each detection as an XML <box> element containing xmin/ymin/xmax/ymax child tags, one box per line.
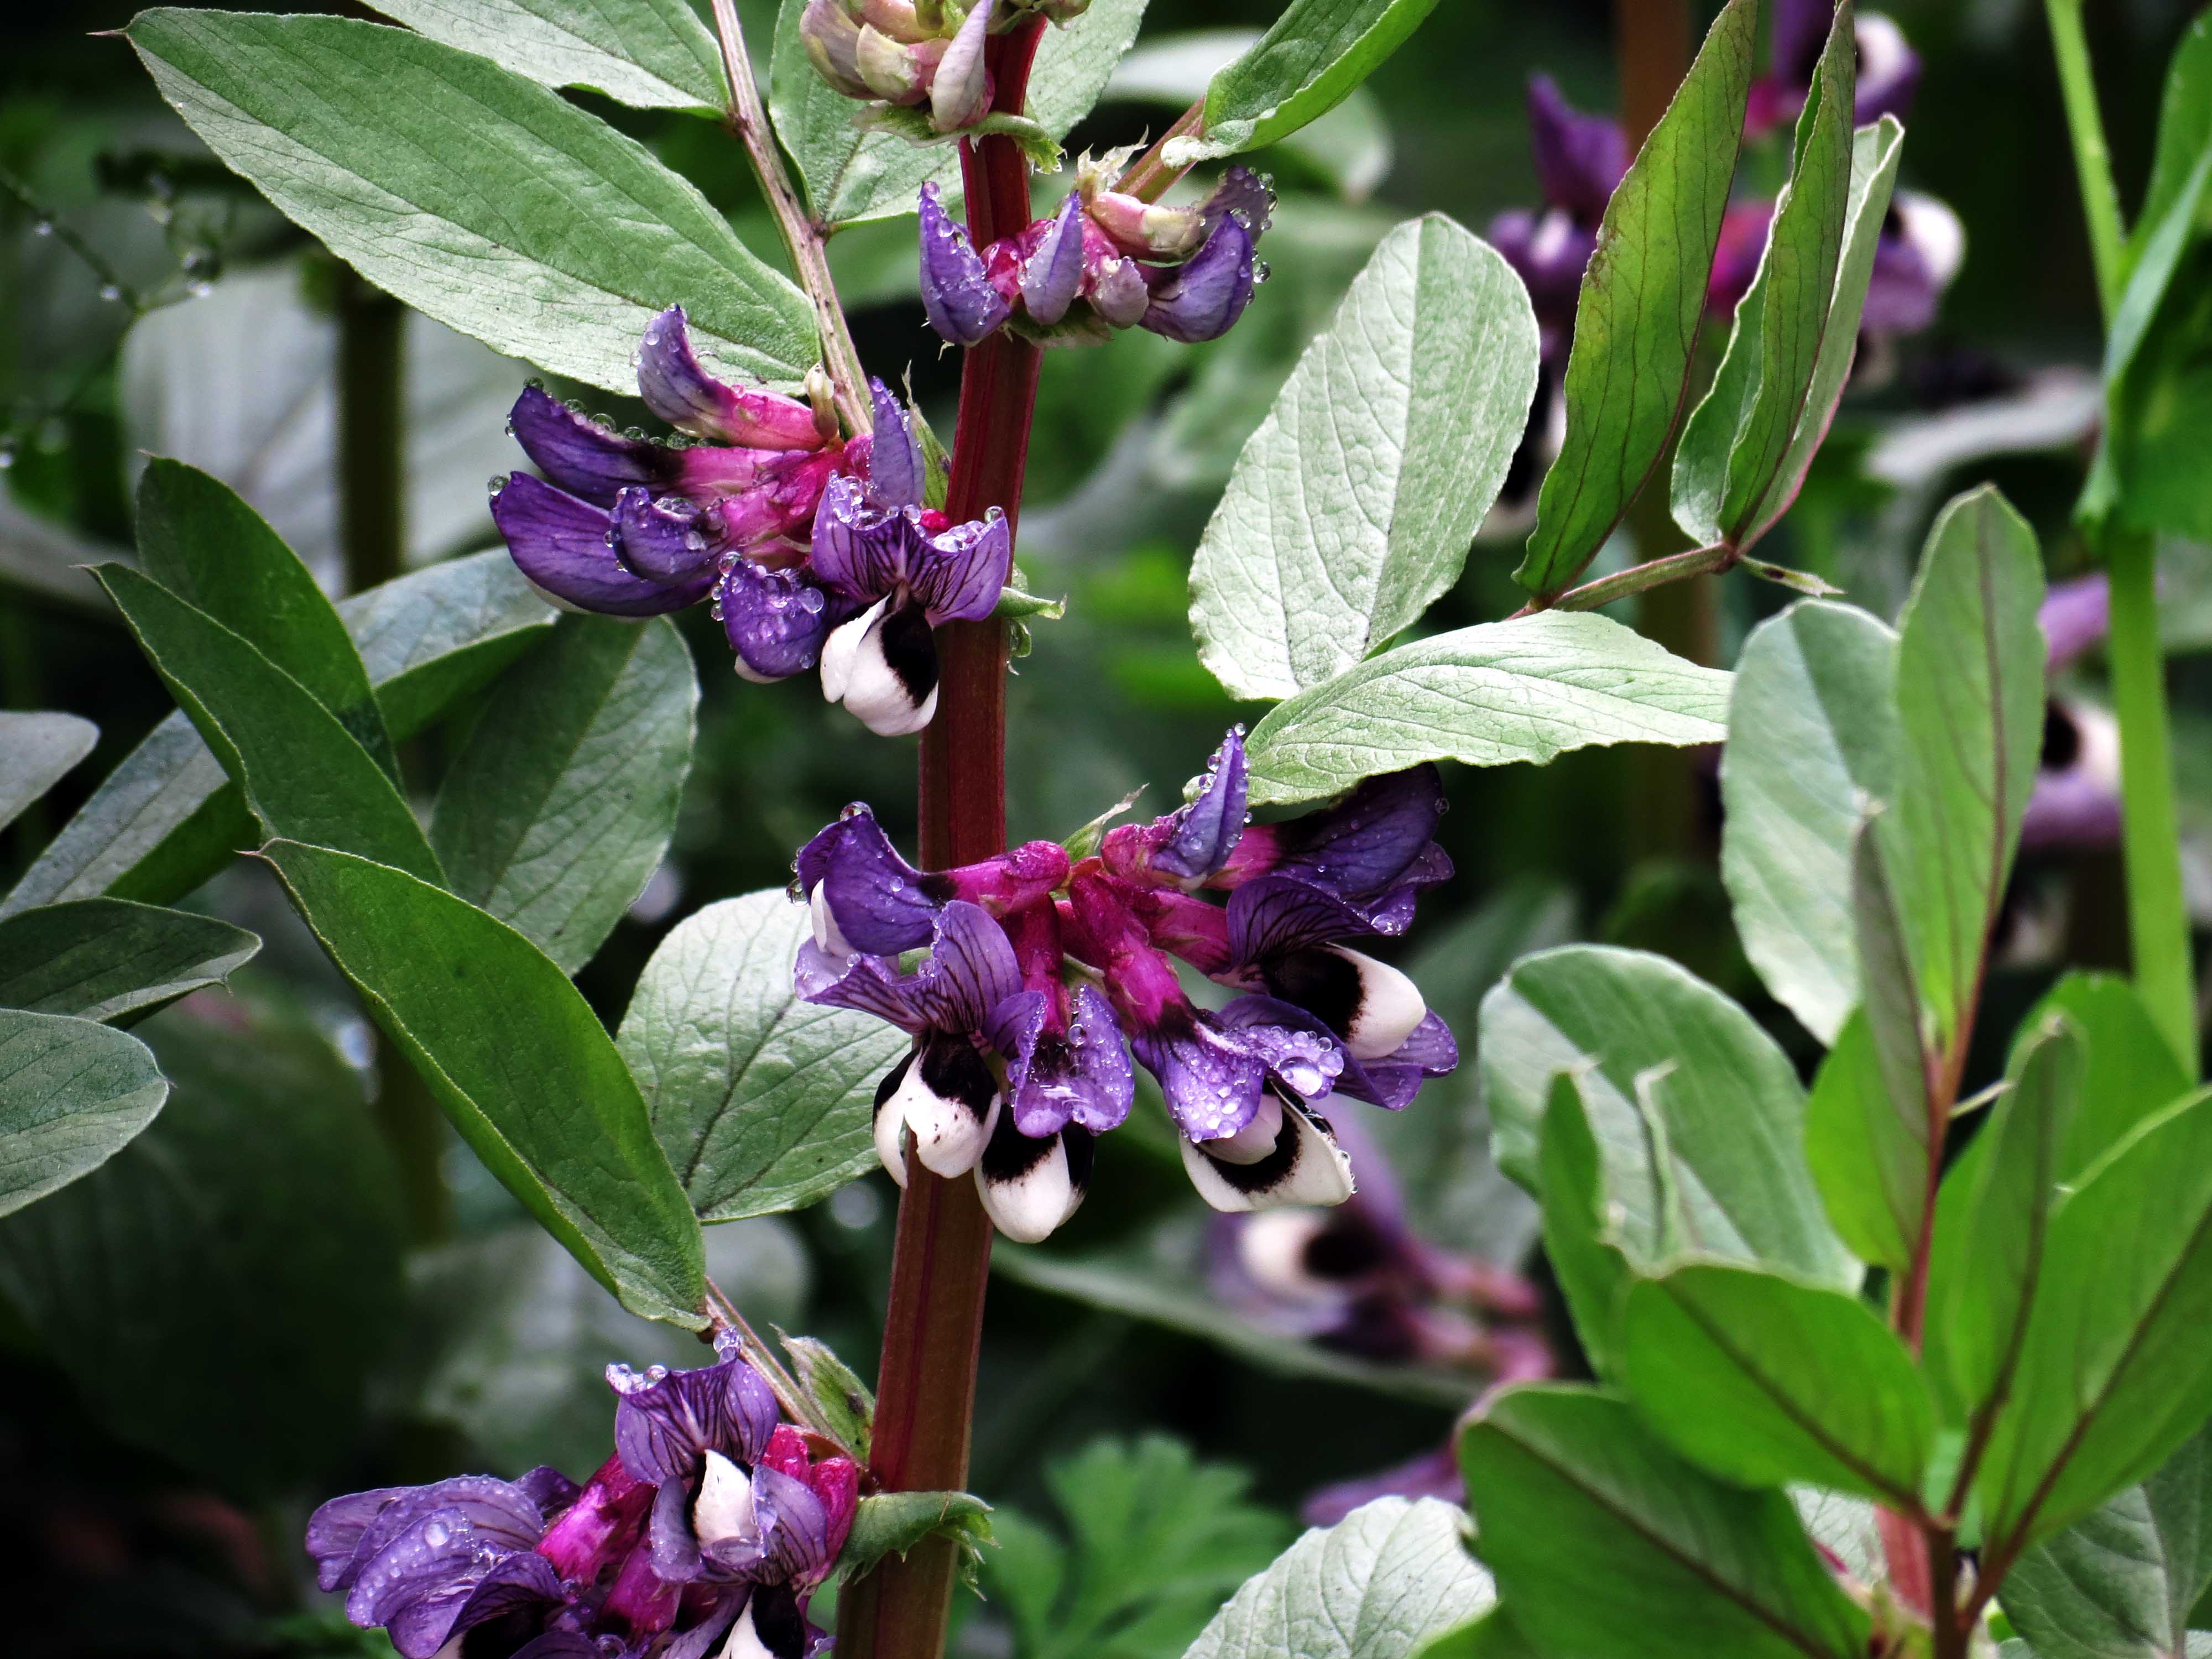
<box><xmin>3</xmin><ymin>0</ymin><xmax>2210</xmax><ymax>1657</ymax></box>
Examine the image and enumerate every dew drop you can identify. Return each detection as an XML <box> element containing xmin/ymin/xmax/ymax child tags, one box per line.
<box><xmin>1252</xmin><ymin>262</ymin><xmax>1271</xmax><ymax>285</ymax></box>
<box><xmin>840</xmin><ymin>802</ymin><xmax>867</xmax><ymax>820</ymax></box>
<box><xmin>421</xmin><ymin>1521</ymin><xmax>451</xmax><ymax>1549</ymax></box>
<box><xmin>0</xmin><ymin>436</ymin><xmax>17</xmax><ymax>471</ymax></box>
<box><xmin>487</xmin><ymin>474</ymin><xmax>509</xmax><ymax>502</ymax></box>
<box><xmin>31</xmin><ymin>220</ymin><xmax>53</xmax><ymax>237</ymax></box>
<box><xmin>98</xmin><ymin>284</ymin><xmax>122</xmax><ymax>302</ymax></box>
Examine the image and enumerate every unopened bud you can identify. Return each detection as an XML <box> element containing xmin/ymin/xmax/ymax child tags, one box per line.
<box><xmin>804</xmin><ymin>366</ymin><xmax>841</xmax><ymax>441</ymax></box>
<box><xmin>928</xmin><ymin>0</ymin><xmax>995</xmax><ymax>132</ymax></box>
<box><xmin>802</xmin><ymin>0</ymin><xmax>872</xmax><ymax>99</ymax></box>
<box><xmin>847</xmin><ymin>0</ymin><xmax>929</xmax><ymax>42</ymax></box>
<box><xmin>1089</xmin><ymin>255</ymin><xmax>1150</xmax><ymax>329</ymax></box>
<box><xmin>1084</xmin><ymin>189</ymin><xmax>1204</xmax><ymax>259</ymax></box>
<box><xmin>855</xmin><ymin>23</ymin><xmax>926</xmax><ymax>103</ymax></box>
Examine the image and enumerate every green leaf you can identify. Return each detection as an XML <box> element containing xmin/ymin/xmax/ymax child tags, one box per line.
<box><xmin>369</xmin><ymin>0</ymin><xmax>726</xmax><ymax>111</ymax></box>
<box><xmin>2129</xmin><ymin>10</ymin><xmax>2212</xmax><ymax>273</ymax></box>
<box><xmin>781</xmin><ymin>1333</ymin><xmax>875</xmax><ymax>1463</ymax></box>
<box><xmin>1668</xmin><ymin>12</ymin><xmax>1859</xmax><ymax>549</ymax></box>
<box><xmin>1170</xmin><ymin>0</ymin><xmax>1442</xmax><ymax>165</ymax></box>
<box><xmin>837</xmin><ymin>1490</ymin><xmax>994</xmax><ymax>1585</ymax></box>
<box><xmin>2001</xmin><ymin>1426</ymin><xmax>2212</xmax><ymax>1659</ymax></box>
<box><xmin>0</xmin><ymin>711</ymin><xmax>97</xmax><ymax>834</ymax></box>
<box><xmin>1241</xmin><ymin>612</ymin><xmax>1732</xmax><ymax>807</ymax></box>
<box><xmin>135</xmin><ymin>458</ymin><xmax>399</xmax><ymax>779</ymax></box>
<box><xmin>1803</xmin><ymin>823</ymin><xmax>1930</xmax><ymax>1270</ymax></box>
<box><xmin>2026</xmin><ymin>974</ymin><xmax>2193</xmax><ymax>1183</ymax></box>
<box><xmin>0</xmin><ymin>898</ymin><xmax>259</xmax><ymax>1024</ymax></box>
<box><xmin>0</xmin><ymin>996</ymin><xmax>406</xmax><ymax>1496</ymax></box>
<box><xmin>93</xmin><ymin>564</ymin><xmax>445</xmax><ymax>886</ymax></box>
<box><xmin>769</xmin><ymin>0</ymin><xmax>1149</xmax><ymax>228</ymax></box>
<box><xmin>1622</xmin><ymin>1262</ymin><xmax>1936</xmax><ymax>1506</ymax></box>
<box><xmin>0</xmin><ymin>1009</ymin><xmax>168</xmax><ymax>1218</ymax></box>
<box><xmin>1459</xmin><ymin>1387</ymin><xmax>1868</xmax><ymax>1659</ymax></box>
<box><xmin>1190</xmin><ymin>215</ymin><xmax>1540</xmax><ymax>701</ymax></box>
<box><xmin>1718</xmin><ymin>599</ymin><xmax>1899</xmax><ymax>1045</ymax></box>
<box><xmin>1978</xmin><ymin>1086</ymin><xmax>2212</xmax><ymax>1555</ymax></box>
<box><xmin>1477</xmin><ymin>945</ymin><xmax>1858</xmax><ymax>1288</ymax></box>
<box><xmin>263</xmin><ymin>839</ymin><xmax>706</xmax><ymax>1326</ymax></box>
<box><xmin>1185</xmin><ymin>1496</ymin><xmax>1494</xmax><ymax>1659</ymax></box>
<box><xmin>1515</xmin><ymin>0</ymin><xmax>1757</xmax><ymax>596</ymax></box>
<box><xmin>1883</xmin><ymin>486</ymin><xmax>2046</xmax><ymax>1044</ymax></box>
<box><xmin>431</xmin><ymin>615</ymin><xmax>694</xmax><ymax>974</ymax></box>
<box><xmin>126</xmin><ymin>10</ymin><xmax>815</xmax><ymax>394</ymax></box>
<box><xmin>4</xmin><ymin>552</ymin><xmax>550</xmax><ymax>917</ymax></box>
<box><xmin>982</xmin><ymin>1436</ymin><xmax>1292</xmax><ymax>1659</ymax></box>
<box><xmin>1405</xmin><ymin>1608</ymin><xmax>1540</xmax><ymax>1659</ymax></box>
<box><xmin>1537</xmin><ymin>1073</ymin><xmax>1635</xmax><ymax>1379</ymax></box>
<box><xmin>1926</xmin><ymin>1015</ymin><xmax>2081</xmax><ymax>1432</ymax></box>
<box><xmin>617</xmin><ymin>889</ymin><xmax>908</xmax><ymax>1222</ymax></box>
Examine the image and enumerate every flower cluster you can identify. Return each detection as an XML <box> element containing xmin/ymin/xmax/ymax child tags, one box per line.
<box><xmin>306</xmin><ymin>1335</ymin><xmax>857</xmax><ymax>1659</ymax></box>
<box><xmin>1488</xmin><ymin>0</ymin><xmax>1957</xmax><ymax>362</ymax></box>
<box><xmin>489</xmin><ymin>308</ymin><xmax>1010</xmax><ymax>735</ymax></box>
<box><xmin>802</xmin><ymin>0</ymin><xmax>1089</xmax><ymax>138</ymax></box>
<box><xmin>792</xmin><ymin>729</ymin><xmax>1458</xmax><ymax>1241</ymax></box>
<box><xmin>917</xmin><ymin>158</ymin><xmax>1274</xmax><ymax>348</ymax></box>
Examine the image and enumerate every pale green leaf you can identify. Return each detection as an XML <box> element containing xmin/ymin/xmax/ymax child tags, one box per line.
<box><xmin>0</xmin><ymin>1009</ymin><xmax>169</xmax><ymax>1219</ymax></box>
<box><xmin>370</xmin><ymin>0</ymin><xmax>726</xmax><ymax>111</ymax></box>
<box><xmin>0</xmin><ymin>711</ymin><xmax>97</xmax><ymax>834</ymax></box>
<box><xmin>1170</xmin><ymin>0</ymin><xmax>1441</xmax><ymax>165</ymax></box>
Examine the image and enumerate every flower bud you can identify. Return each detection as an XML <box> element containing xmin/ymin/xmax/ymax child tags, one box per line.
<box><xmin>855</xmin><ymin>24</ymin><xmax>927</xmax><ymax>103</ymax></box>
<box><xmin>1084</xmin><ymin>187</ymin><xmax>1205</xmax><ymax>259</ymax></box>
<box><xmin>1140</xmin><ymin>213</ymin><xmax>1258</xmax><ymax>343</ymax></box>
<box><xmin>917</xmin><ymin>182</ymin><xmax>1011</xmax><ymax>345</ymax></box>
<box><xmin>928</xmin><ymin>0</ymin><xmax>995</xmax><ymax>132</ymax></box>
<box><xmin>1089</xmin><ymin>254</ymin><xmax>1151</xmax><ymax>328</ymax></box>
<box><xmin>801</xmin><ymin>0</ymin><xmax>872</xmax><ymax>98</ymax></box>
<box><xmin>1020</xmin><ymin>192</ymin><xmax>1087</xmax><ymax>326</ymax></box>
<box><xmin>847</xmin><ymin>0</ymin><xmax>929</xmax><ymax>42</ymax></box>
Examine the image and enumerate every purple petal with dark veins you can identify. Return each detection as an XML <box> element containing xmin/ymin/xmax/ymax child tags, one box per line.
<box><xmin>721</xmin><ymin>557</ymin><xmax>839</xmax><ymax>682</ymax></box>
<box><xmin>307</xmin><ymin>1486</ymin><xmax>409</xmax><ymax>1591</ymax></box>
<box><xmin>919</xmin><ymin>182</ymin><xmax>1012</xmax><ymax>346</ymax></box>
<box><xmin>612</xmin><ymin>486</ymin><xmax>722</xmax><ymax>583</ymax></box>
<box><xmin>1127</xmin><ymin>1003</ymin><xmax>1271</xmax><ymax>1142</ymax></box>
<box><xmin>1227</xmin><ymin>875</ymin><xmax>1389</xmax><ymax>966</ymax></box>
<box><xmin>326</xmin><ymin>1477</ymin><xmax>546</xmax><ymax>1599</ymax></box>
<box><xmin>751</xmin><ymin>1463</ymin><xmax>837</xmax><ymax>1588</ymax></box>
<box><xmin>911</xmin><ymin>510</ymin><xmax>1012</xmax><ymax>623</ymax></box>
<box><xmin>796</xmin><ymin>939</ymin><xmax>932</xmax><ymax>1031</ymax></box>
<box><xmin>610</xmin><ymin>1345</ymin><xmax>779</xmax><ymax>1484</ymax></box>
<box><xmin>509</xmin><ymin>385</ymin><xmax>679</xmax><ymax>506</ymax></box>
<box><xmin>1140</xmin><ymin>214</ymin><xmax>1256</xmax><ymax>344</ymax></box>
<box><xmin>636</xmin><ymin>305</ymin><xmax>822</xmax><ymax>448</ymax></box>
<box><xmin>1342</xmin><ymin>1010</ymin><xmax>1458</xmax><ymax>1110</ymax></box>
<box><xmin>986</xmin><ymin>984</ymin><xmax>1134</xmax><ymax>1137</ymax></box>
<box><xmin>515</xmin><ymin>1467</ymin><xmax>581</xmax><ymax>1521</ymax></box>
<box><xmin>1236</xmin><ymin>765</ymin><xmax>1450</xmax><ymax>900</ymax></box>
<box><xmin>797</xmin><ymin>806</ymin><xmax>951</xmax><ymax>954</ymax></box>
<box><xmin>1527</xmin><ymin>74</ymin><xmax>1629</xmax><ymax>222</ymax></box>
<box><xmin>646</xmin><ymin>1469</ymin><xmax>705</xmax><ymax>1583</ymax></box>
<box><xmin>810</xmin><ymin>471</ymin><xmax>912</xmax><ymax>601</ymax></box>
<box><xmin>866</xmin><ymin>378</ymin><xmax>926</xmax><ymax>511</ymax></box>
<box><xmin>1218</xmin><ymin>993</ymin><xmax>1417</xmax><ymax>1108</ymax></box>
<box><xmin>1022</xmin><ymin>193</ymin><xmax>1087</xmax><ymax>326</ymax></box>
<box><xmin>1153</xmin><ymin>727</ymin><xmax>1249</xmax><ymax>883</ymax></box>
<box><xmin>345</xmin><ymin>1506</ymin><xmax>482</xmax><ymax>1647</ymax></box>
<box><xmin>493</xmin><ymin>473</ymin><xmax>713</xmax><ymax>617</ymax></box>
<box><xmin>448</xmin><ymin>1551</ymin><xmax>565</xmax><ymax>1642</ymax></box>
<box><xmin>512</xmin><ymin>1636</ymin><xmax>603</xmax><ymax>1659</ymax></box>
<box><xmin>911</xmin><ymin>901</ymin><xmax>1024</xmax><ymax>1032</ymax></box>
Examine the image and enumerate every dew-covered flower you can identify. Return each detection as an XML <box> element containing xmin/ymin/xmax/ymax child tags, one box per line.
<box><xmin>917</xmin><ymin>162</ymin><xmax>1274</xmax><ymax>349</ymax></box>
<box><xmin>306</xmin><ymin>1335</ymin><xmax>856</xmax><ymax>1659</ymax></box>
<box><xmin>791</xmin><ymin>729</ymin><xmax>1459</xmax><ymax>1237</ymax></box>
<box><xmin>491</xmin><ymin>312</ymin><xmax>1011</xmax><ymax>735</ymax></box>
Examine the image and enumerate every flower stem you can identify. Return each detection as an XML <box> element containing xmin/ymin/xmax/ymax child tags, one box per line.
<box><xmin>708</xmin><ymin>0</ymin><xmax>872</xmax><ymax>434</ymax></box>
<box><xmin>2043</xmin><ymin>0</ymin><xmax>2127</xmax><ymax>326</ymax></box>
<box><xmin>1117</xmin><ymin>102</ymin><xmax>1203</xmax><ymax>204</ymax></box>
<box><xmin>836</xmin><ymin>19</ymin><xmax>1048</xmax><ymax>1659</ymax></box>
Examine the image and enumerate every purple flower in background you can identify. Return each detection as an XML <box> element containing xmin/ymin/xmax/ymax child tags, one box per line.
<box><xmin>1486</xmin><ymin>76</ymin><xmax>1629</xmax><ymax>356</ymax></box>
<box><xmin>306</xmin><ymin>1335</ymin><xmax>857</xmax><ymax>1659</ymax></box>
<box><xmin>918</xmin><ymin>163</ymin><xmax>1274</xmax><ymax>349</ymax></box>
<box><xmin>792</xmin><ymin>728</ymin><xmax>1460</xmax><ymax>1235</ymax></box>
<box><xmin>1747</xmin><ymin>0</ymin><xmax>1922</xmax><ymax>139</ymax></box>
<box><xmin>2024</xmin><ymin>573</ymin><xmax>2124</xmax><ymax>855</ymax></box>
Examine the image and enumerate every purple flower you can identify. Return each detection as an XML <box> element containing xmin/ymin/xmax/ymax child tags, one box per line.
<box><xmin>2022</xmin><ymin>575</ymin><xmax>2123</xmax><ymax>856</ymax></box>
<box><xmin>1748</xmin><ymin>3</ymin><xmax>1922</xmax><ymax>139</ymax></box>
<box><xmin>1486</xmin><ymin>76</ymin><xmax>1627</xmax><ymax>353</ymax></box>
<box><xmin>919</xmin><ymin>167</ymin><xmax>1274</xmax><ymax>349</ymax></box>
<box><xmin>796</xmin><ymin>802</ymin><xmax>1071</xmax><ymax>957</ymax></box>
<box><xmin>307</xmin><ymin>1338</ymin><xmax>858</xmax><ymax>1659</ymax></box>
<box><xmin>1861</xmin><ymin>191</ymin><xmax>1966</xmax><ymax>342</ymax></box>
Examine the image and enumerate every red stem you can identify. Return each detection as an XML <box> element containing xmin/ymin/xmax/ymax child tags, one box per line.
<box><xmin>835</xmin><ymin>20</ymin><xmax>1046</xmax><ymax>1659</ymax></box>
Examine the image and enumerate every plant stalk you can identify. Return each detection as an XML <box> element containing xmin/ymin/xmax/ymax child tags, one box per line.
<box><xmin>836</xmin><ymin>20</ymin><xmax>1048</xmax><ymax>1659</ymax></box>
<box><xmin>1516</xmin><ymin>541</ymin><xmax>1735</xmax><ymax>616</ymax></box>
<box><xmin>709</xmin><ymin>0</ymin><xmax>872</xmax><ymax>434</ymax></box>
<box><xmin>2041</xmin><ymin>0</ymin><xmax>2199</xmax><ymax>1071</ymax></box>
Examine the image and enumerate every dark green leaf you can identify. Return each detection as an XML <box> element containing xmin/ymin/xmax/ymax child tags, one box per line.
<box><xmin>4</xmin><ymin>552</ymin><xmax>550</xmax><ymax>917</ymax></box>
<box><xmin>1883</xmin><ymin>486</ymin><xmax>2046</xmax><ymax>1044</ymax></box>
<box><xmin>1803</xmin><ymin>823</ymin><xmax>1929</xmax><ymax>1270</ymax></box>
<box><xmin>1173</xmin><ymin>0</ymin><xmax>1442</xmax><ymax>164</ymax></box>
<box><xmin>135</xmin><ymin>458</ymin><xmax>398</xmax><ymax>779</ymax></box>
<box><xmin>1719</xmin><ymin>599</ymin><xmax>1898</xmax><ymax>1046</ymax></box>
<box><xmin>0</xmin><ymin>898</ymin><xmax>259</xmax><ymax>1024</ymax></box>
<box><xmin>1536</xmin><ymin>1073</ymin><xmax>1634</xmax><ymax>1379</ymax></box>
<box><xmin>431</xmin><ymin>614</ymin><xmax>695</xmax><ymax>974</ymax></box>
<box><xmin>837</xmin><ymin>1490</ymin><xmax>994</xmax><ymax>1585</ymax></box>
<box><xmin>1185</xmin><ymin>1496</ymin><xmax>1493</xmax><ymax>1659</ymax></box>
<box><xmin>0</xmin><ymin>711</ymin><xmax>97</xmax><ymax>834</ymax></box>
<box><xmin>2025</xmin><ymin>974</ymin><xmax>2192</xmax><ymax>1183</ymax></box>
<box><xmin>617</xmin><ymin>890</ymin><xmax>909</xmax><ymax>1222</ymax></box>
<box><xmin>1978</xmin><ymin>1086</ymin><xmax>2212</xmax><ymax>1554</ymax></box>
<box><xmin>0</xmin><ymin>1009</ymin><xmax>168</xmax><ymax>1218</ymax></box>
<box><xmin>1670</xmin><ymin>11</ymin><xmax>1858</xmax><ymax>547</ymax></box>
<box><xmin>2002</xmin><ymin>1426</ymin><xmax>2212</xmax><ymax>1659</ymax></box>
<box><xmin>1478</xmin><ymin>945</ymin><xmax>1857</xmax><ymax>1287</ymax></box>
<box><xmin>1189</xmin><ymin>214</ymin><xmax>1539</xmax><ymax>701</ymax></box>
<box><xmin>781</xmin><ymin>1334</ymin><xmax>874</xmax><ymax>1463</ymax></box>
<box><xmin>1242</xmin><ymin>613</ymin><xmax>1732</xmax><ymax>807</ymax></box>
<box><xmin>0</xmin><ymin>996</ymin><xmax>405</xmax><ymax>1495</ymax></box>
<box><xmin>263</xmin><ymin>839</ymin><xmax>706</xmax><ymax>1326</ymax></box>
<box><xmin>126</xmin><ymin>10</ymin><xmax>815</xmax><ymax>393</ymax></box>
<box><xmin>1459</xmin><ymin>1387</ymin><xmax>1868</xmax><ymax>1659</ymax></box>
<box><xmin>1514</xmin><ymin>0</ymin><xmax>1756</xmax><ymax>596</ymax></box>
<box><xmin>93</xmin><ymin>565</ymin><xmax>444</xmax><ymax>885</ymax></box>
<box><xmin>370</xmin><ymin>0</ymin><xmax>726</xmax><ymax>111</ymax></box>
<box><xmin>1622</xmin><ymin>1261</ymin><xmax>1936</xmax><ymax>1505</ymax></box>
<box><xmin>982</xmin><ymin>1436</ymin><xmax>1292</xmax><ymax>1659</ymax></box>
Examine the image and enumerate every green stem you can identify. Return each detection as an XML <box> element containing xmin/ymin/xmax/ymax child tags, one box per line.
<box><xmin>2043</xmin><ymin>0</ymin><xmax>2127</xmax><ymax>322</ymax></box>
<box><xmin>1515</xmin><ymin>541</ymin><xmax>1734</xmax><ymax>616</ymax></box>
<box><xmin>2107</xmin><ymin>531</ymin><xmax>2198</xmax><ymax>1070</ymax></box>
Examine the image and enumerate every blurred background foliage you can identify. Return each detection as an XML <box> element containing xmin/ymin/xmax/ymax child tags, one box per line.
<box><xmin>5</xmin><ymin>1</ymin><xmax>2210</xmax><ymax>1654</ymax></box>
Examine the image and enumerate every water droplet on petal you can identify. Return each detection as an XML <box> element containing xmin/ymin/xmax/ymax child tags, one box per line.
<box><xmin>487</xmin><ymin>473</ymin><xmax>509</xmax><ymax>502</ymax></box>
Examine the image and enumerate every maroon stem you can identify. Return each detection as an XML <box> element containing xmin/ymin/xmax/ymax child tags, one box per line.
<box><xmin>834</xmin><ymin>20</ymin><xmax>1046</xmax><ymax>1659</ymax></box>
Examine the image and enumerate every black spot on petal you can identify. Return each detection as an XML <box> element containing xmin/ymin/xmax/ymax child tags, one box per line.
<box><xmin>918</xmin><ymin>1032</ymin><xmax>997</xmax><ymax>1123</ymax></box>
<box><xmin>881</xmin><ymin>599</ymin><xmax>940</xmax><ymax>708</ymax></box>
<box><xmin>1264</xmin><ymin>947</ymin><xmax>1364</xmax><ymax>1036</ymax></box>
